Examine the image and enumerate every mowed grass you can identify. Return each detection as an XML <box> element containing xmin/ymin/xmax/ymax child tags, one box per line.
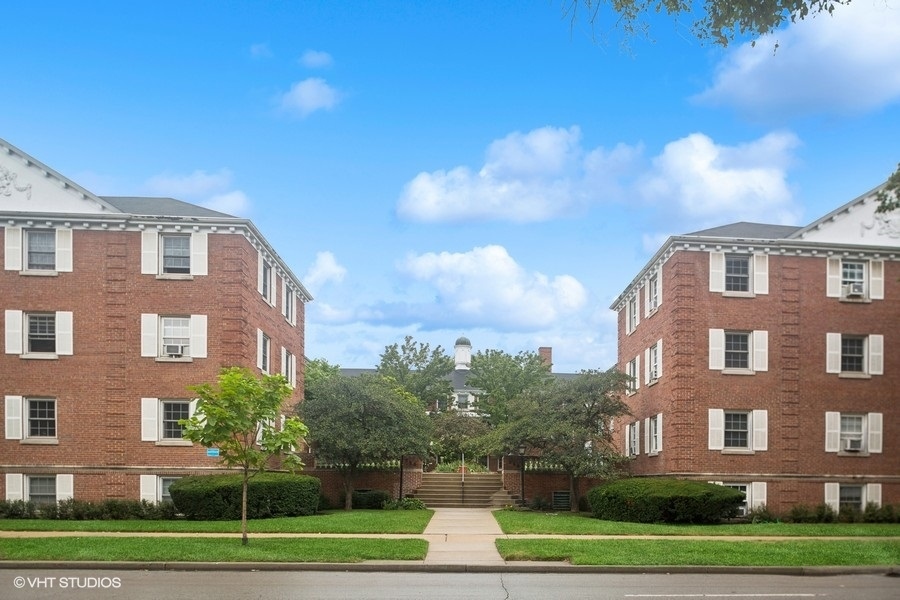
<box><xmin>496</xmin><ymin>538</ymin><xmax>900</xmax><ymax>566</ymax></box>
<box><xmin>0</xmin><ymin>536</ymin><xmax>427</xmax><ymax>563</ymax></box>
<box><xmin>493</xmin><ymin>510</ymin><xmax>900</xmax><ymax>537</ymax></box>
<box><xmin>0</xmin><ymin>509</ymin><xmax>433</xmax><ymax>534</ymax></box>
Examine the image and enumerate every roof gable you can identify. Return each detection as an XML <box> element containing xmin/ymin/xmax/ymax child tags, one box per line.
<box><xmin>790</xmin><ymin>183</ymin><xmax>900</xmax><ymax>247</ymax></box>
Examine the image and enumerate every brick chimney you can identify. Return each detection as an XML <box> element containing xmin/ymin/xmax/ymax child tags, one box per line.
<box><xmin>538</xmin><ymin>346</ymin><xmax>552</xmax><ymax>371</ymax></box>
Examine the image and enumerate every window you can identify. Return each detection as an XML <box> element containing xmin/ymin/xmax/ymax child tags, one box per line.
<box><xmin>27</xmin><ymin>476</ymin><xmax>57</xmax><ymax>505</ymax></box>
<box><xmin>27</xmin><ymin>314</ymin><xmax>56</xmax><ymax>353</ymax></box>
<box><xmin>826</xmin><ymin>333</ymin><xmax>882</xmax><ymax>376</ymax></box>
<box><xmin>626</xmin><ymin>421</ymin><xmax>640</xmax><ymax>457</ymax></box>
<box><xmin>646</xmin><ymin>341</ymin><xmax>661</xmax><ymax>382</ymax></box>
<box><xmin>839</xmin><ymin>485</ymin><xmax>863</xmax><ymax>512</ymax></box>
<box><xmin>825</xmin><ymin>483</ymin><xmax>881</xmax><ymax>514</ymax></box>
<box><xmin>709</xmin><ymin>329</ymin><xmax>768</xmax><ymax>373</ymax></box>
<box><xmin>827</xmin><ymin>258</ymin><xmax>884</xmax><ymax>300</ymax></box>
<box><xmin>283</xmin><ymin>285</ymin><xmax>296</xmax><ymax>325</ymax></box>
<box><xmin>140</xmin><ymin>475</ymin><xmax>181</xmax><ymax>503</ymax></box>
<box><xmin>160</xmin><ymin>477</ymin><xmax>179</xmax><ymax>503</ymax></box>
<box><xmin>27</xmin><ymin>398</ymin><xmax>56</xmax><ymax>439</ymax></box>
<box><xmin>4</xmin><ymin>311</ymin><xmax>74</xmax><ymax>357</ymax></box>
<box><xmin>708</xmin><ymin>409</ymin><xmax>767</xmax><ymax>452</ymax></box>
<box><xmin>161</xmin><ymin>235</ymin><xmax>190</xmax><ymax>274</ymax></box>
<box><xmin>725</xmin><ymin>255</ymin><xmax>750</xmax><ymax>292</ymax></box>
<box><xmin>645</xmin><ymin>413</ymin><xmax>662</xmax><ymax>454</ymax></box>
<box><xmin>825</xmin><ymin>412</ymin><xmax>882</xmax><ymax>454</ymax></box>
<box><xmin>140</xmin><ymin>314</ymin><xmax>207</xmax><ymax>359</ymax></box>
<box><xmin>725</xmin><ymin>483</ymin><xmax>749</xmax><ymax>516</ymax></box>
<box><xmin>4</xmin><ymin>474</ymin><xmax>72</xmax><ymax>502</ymax></box>
<box><xmin>26</xmin><ymin>230</ymin><xmax>56</xmax><ymax>270</ymax></box>
<box><xmin>714</xmin><ymin>482</ymin><xmax>767</xmax><ymax>515</ymax></box>
<box><xmin>140</xmin><ymin>230</ymin><xmax>207</xmax><ymax>276</ymax></box>
<box><xmin>456</xmin><ymin>393</ymin><xmax>469</xmax><ymax>410</ymax></box>
<box><xmin>5</xmin><ymin>396</ymin><xmax>58</xmax><ymax>442</ymax></box>
<box><xmin>141</xmin><ymin>398</ymin><xmax>196</xmax><ymax>443</ymax></box>
<box><xmin>257</xmin><ymin>329</ymin><xmax>270</xmax><ymax>372</ymax></box>
<box><xmin>281</xmin><ymin>348</ymin><xmax>296</xmax><ymax>388</ymax></box>
<box><xmin>709</xmin><ymin>252</ymin><xmax>768</xmax><ymax>295</ymax></box>
<box><xmin>626</xmin><ymin>357</ymin><xmax>639</xmax><ymax>393</ymax></box>
<box><xmin>646</xmin><ymin>273</ymin><xmax>660</xmax><ymax>314</ymax></box>
<box><xmin>262</xmin><ymin>262</ymin><xmax>272</xmax><ymax>299</ymax></box>
<box><xmin>625</xmin><ymin>295</ymin><xmax>639</xmax><ymax>333</ymax></box>
<box><xmin>258</xmin><ymin>252</ymin><xmax>277</xmax><ymax>305</ymax></box>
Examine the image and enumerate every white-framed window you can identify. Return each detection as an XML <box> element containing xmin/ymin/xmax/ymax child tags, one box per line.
<box><xmin>625</xmin><ymin>421</ymin><xmax>640</xmax><ymax>457</ymax></box>
<box><xmin>644</xmin><ymin>413</ymin><xmax>662</xmax><ymax>455</ymax></box>
<box><xmin>4</xmin><ymin>473</ymin><xmax>74</xmax><ymax>503</ymax></box>
<box><xmin>141</xmin><ymin>230</ymin><xmax>207</xmax><ymax>277</ymax></box>
<box><xmin>626</xmin><ymin>356</ymin><xmax>639</xmax><ymax>394</ymax></box>
<box><xmin>711</xmin><ymin>482</ymin><xmax>767</xmax><ymax>516</ymax></box>
<box><xmin>141</xmin><ymin>398</ymin><xmax>196</xmax><ymax>443</ymax></box>
<box><xmin>140</xmin><ymin>314</ymin><xmax>207</xmax><ymax>359</ymax></box>
<box><xmin>4</xmin><ymin>227</ymin><xmax>73</xmax><ymax>273</ymax></box>
<box><xmin>5</xmin><ymin>396</ymin><xmax>58</xmax><ymax>442</ymax></box>
<box><xmin>282</xmin><ymin>282</ymin><xmax>297</xmax><ymax>325</ymax></box>
<box><xmin>826</xmin><ymin>257</ymin><xmax>884</xmax><ymax>301</ymax></box>
<box><xmin>4</xmin><ymin>310</ymin><xmax>74</xmax><ymax>357</ymax></box>
<box><xmin>456</xmin><ymin>393</ymin><xmax>470</xmax><ymax>410</ymax></box>
<box><xmin>281</xmin><ymin>347</ymin><xmax>297</xmax><ymax>388</ymax></box>
<box><xmin>645</xmin><ymin>272</ymin><xmax>661</xmax><ymax>315</ymax></box>
<box><xmin>710</xmin><ymin>252</ymin><xmax>768</xmax><ymax>295</ymax></box>
<box><xmin>257</xmin><ymin>329</ymin><xmax>270</xmax><ymax>373</ymax></box>
<box><xmin>708</xmin><ymin>409</ymin><xmax>767</xmax><ymax>452</ymax></box>
<box><xmin>825</xmin><ymin>482</ymin><xmax>881</xmax><ymax>513</ymax></box>
<box><xmin>825</xmin><ymin>333</ymin><xmax>882</xmax><ymax>376</ymax></box>
<box><xmin>645</xmin><ymin>340</ymin><xmax>662</xmax><ymax>383</ymax></box>
<box><xmin>140</xmin><ymin>475</ymin><xmax>181</xmax><ymax>503</ymax></box>
<box><xmin>257</xmin><ymin>252</ymin><xmax>277</xmax><ymax>306</ymax></box>
<box><xmin>825</xmin><ymin>412</ymin><xmax>882</xmax><ymax>454</ymax></box>
<box><xmin>709</xmin><ymin>329</ymin><xmax>767</xmax><ymax>373</ymax></box>
<box><xmin>625</xmin><ymin>294</ymin><xmax>639</xmax><ymax>334</ymax></box>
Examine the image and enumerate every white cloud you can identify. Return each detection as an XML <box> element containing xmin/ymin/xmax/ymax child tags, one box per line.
<box><xmin>397</xmin><ymin>126</ymin><xmax>640</xmax><ymax>223</ymax></box>
<box><xmin>300</xmin><ymin>50</ymin><xmax>333</xmax><ymax>68</ymax></box>
<box><xmin>638</xmin><ymin>131</ymin><xmax>802</xmax><ymax>225</ymax></box>
<box><xmin>278</xmin><ymin>78</ymin><xmax>341</xmax><ymax>117</ymax></box>
<box><xmin>143</xmin><ymin>169</ymin><xmax>250</xmax><ymax>216</ymax></box>
<box><xmin>202</xmin><ymin>191</ymin><xmax>250</xmax><ymax>216</ymax></box>
<box><xmin>303</xmin><ymin>251</ymin><xmax>347</xmax><ymax>290</ymax></box>
<box><xmin>250</xmin><ymin>43</ymin><xmax>273</xmax><ymax>59</ymax></box>
<box><xmin>694</xmin><ymin>2</ymin><xmax>900</xmax><ymax>119</ymax></box>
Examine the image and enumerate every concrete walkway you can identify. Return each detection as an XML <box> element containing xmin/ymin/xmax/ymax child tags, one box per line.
<box><xmin>422</xmin><ymin>508</ymin><xmax>505</xmax><ymax>566</ymax></box>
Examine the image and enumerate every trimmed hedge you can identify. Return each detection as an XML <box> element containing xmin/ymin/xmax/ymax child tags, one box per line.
<box><xmin>588</xmin><ymin>478</ymin><xmax>745</xmax><ymax>524</ymax></box>
<box><xmin>169</xmin><ymin>473</ymin><xmax>321</xmax><ymax>520</ymax></box>
<box><xmin>351</xmin><ymin>489</ymin><xmax>392</xmax><ymax>509</ymax></box>
<box><xmin>0</xmin><ymin>498</ymin><xmax>178</xmax><ymax>520</ymax></box>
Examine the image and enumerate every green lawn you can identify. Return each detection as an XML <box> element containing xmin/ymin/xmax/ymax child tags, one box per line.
<box><xmin>0</xmin><ymin>537</ymin><xmax>427</xmax><ymax>563</ymax></box>
<box><xmin>493</xmin><ymin>510</ymin><xmax>900</xmax><ymax>537</ymax></box>
<box><xmin>0</xmin><ymin>509</ymin><xmax>433</xmax><ymax>534</ymax></box>
<box><xmin>496</xmin><ymin>538</ymin><xmax>900</xmax><ymax>566</ymax></box>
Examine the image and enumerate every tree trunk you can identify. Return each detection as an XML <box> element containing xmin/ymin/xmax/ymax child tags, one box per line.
<box><xmin>342</xmin><ymin>468</ymin><xmax>355</xmax><ymax>510</ymax></box>
<box><xmin>241</xmin><ymin>468</ymin><xmax>249</xmax><ymax>545</ymax></box>
<box><xmin>569</xmin><ymin>473</ymin><xmax>579</xmax><ymax>513</ymax></box>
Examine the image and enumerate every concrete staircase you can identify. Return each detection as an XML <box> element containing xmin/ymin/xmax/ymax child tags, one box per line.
<box><xmin>412</xmin><ymin>472</ymin><xmax>517</xmax><ymax>508</ymax></box>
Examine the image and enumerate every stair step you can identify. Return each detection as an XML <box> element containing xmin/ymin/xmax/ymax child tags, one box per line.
<box><xmin>412</xmin><ymin>472</ymin><xmax>513</xmax><ymax>508</ymax></box>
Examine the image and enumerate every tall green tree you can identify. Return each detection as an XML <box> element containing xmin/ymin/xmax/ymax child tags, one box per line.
<box><xmin>566</xmin><ymin>0</ymin><xmax>852</xmax><ymax>47</ymax></box>
<box><xmin>304</xmin><ymin>357</ymin><xmax>341</xmax><ymax>392</ymax></box>
<box><xmin>180</xmin><ymin>367</ymin><xmax>308</xmax><ymax>545</ymax></box>
<box><xmin>430</xmin><ymin>410</ymin><xmax>491</xmax><ymax>463</ymax></box>
<box><xmin>377</xmin><ymin>335</ymin><xmax>454</xmax><ymax>412</ymax></box>
<box><xmin>301</xmin><ymin>374</ymin><xmax>432</xmax><ymax>509</ymax></box>
<box><xmin>876</xmin><ymin>163</ymin><xmax>900</xmax><ymax>214</ymax></box>
<box><xmin>468</xmin><ymin>349</ymin><xmax>554</xmax><ymax>427</ymax></box>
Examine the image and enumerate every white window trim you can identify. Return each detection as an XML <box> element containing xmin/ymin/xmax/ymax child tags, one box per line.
<box><xmin>4</xmin><ymin>396</ymin><xmax>57</xmax><ymax>443</ymax></box>
<box><xmin>644</xmin><ymin>340</ymin><xmax>663</xmax><ymax>384</ymax></box>
<box><xmin>281</xmin><ymin>279</ymin><xmax>297</xmax><ymax>325</ymax></box>
<box><xmin>4</xmin><ymin>227</ymin><xmax>73</xmax><ymax>273</ymax></box>
<box><xmin>708</xmin><ymin>408</ymin><xmax>767</xmax><ymax>452</ymax></box>
<box><xmin>257</xmin><ymin>252</ymin><xmax>277</xmax><ymax>306</ymax></box>
<box><xmin>709</xmin><ymin>329</ymin><xmax>767</xmax><ymax>373</ymax></box>
<box><xmin>710</xmin><ymin>252</ymin><xmax>768</xmax><ymax>295</ymax></box>
<box><xmin>141</xmin><ymin>230</ymin><xmax>208</xmax><ymax>277</ymax></box>
<box><xmin>644</xmin><ymin>272</ymin><xmax>662</xmax><ymax>316</ymax></box>
<box><xmin>5</xmin><ymin>474</ymin><xmax>73</xmax><ymax>502</ymax></box>
<box><xmin>625</xmin><ymin>421</ymin><xmax>640</xmax><ymax>457</ymax></box>
<box><xmin>826</xmin><ymin>258</ymin><xmax>884</xmax><ymax>300</ymax></box>
<box><xmin>281</xmin><ymin>347</ymin><xmax>297</xmax><ymax>388</ymax></box>
<box><xmin>825</xmin><ymin>482</ymin><xmax>881</xmax><ymax>513</ymax></box>
<box><xmin>140</xmin><ymin>314</ymin><xmax>207</xmax><ymax>359</ymax></box>
<box><xmin>625</xmin><ymin>294</ymin><xmax>640</xmax><ymax>334</ymax></box>
<box><xmin>644</xmin><ymin>413</ymin><xmax>662</xmax><ymax>455</ymax></box>
<box><xmin>140</xmin><ymin>475</ymin><xmax>180</xmax><ymax>503</ymax></box>
<box><xmin>257</xmin><ymin>329</ymin><xmax>270</xmax><ymax>373</ymax></box>
<box><xmin>141</xmin><ymin>397</ymin><xmax>197</xmax><ymax>443</ymax></box>
<box><xmin>4</xmin><ymin>310</ymin><xmax>73</xmax><ymax>357</ymax></box>
<box><xmin>824</xmin><ymin>411</ymin><xmax>882</xmax><ymax>454</ymax></box>
<box><xmin>825</xmin><ymin>333</ymin><xmax>883</xmax><ymax>376</ymax></box>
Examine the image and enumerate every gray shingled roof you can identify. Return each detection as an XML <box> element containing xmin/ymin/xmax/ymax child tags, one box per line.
<box><xmin>684</xmin><ymin>222</ymin><xmax>802</xmax><ymax>239</ymax></box>
<box><xmin>102</xmin><ymin>197</ymin><xmax>236</xmax><ymax>219</ymax></box>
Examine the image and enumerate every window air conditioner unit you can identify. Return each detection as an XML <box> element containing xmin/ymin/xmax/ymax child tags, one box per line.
<box><xmin>164</xmin><ymin>344</ymin><xmax>184</xmax><ymax>357</ymax></box>
<box><xmin>649</xmin><ymin>369</ymin><xmax>658</xmax><ymax>381</ymax></box>
<box><xmin>843</xmin><ymin>438</ymin><xmax>862</xmax><ymax>452</ymax></box>
<box><xmin>847</xmin><ymin>282</ymin><xmax>865</xmax><ymax>297</ymax></box>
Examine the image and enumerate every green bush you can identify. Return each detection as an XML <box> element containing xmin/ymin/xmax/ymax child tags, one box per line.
<box><xmin>351</xmin><ymin>489</ymin><xmax>392</xmax><ymax>509</ymax></box>
<box><xmin>169</xmin><ymin>473</ymin><xmax>321</xmax><ymax>520</ymax></box>
<box><xmin>587</xmin><ymin>478</ymin><xmax>744</xmax><ymax>524</ymax></box>
<box><xmin>383</xmin><ymin>497</ymin><xmax>427</xmax><ymax>510</ymax></box>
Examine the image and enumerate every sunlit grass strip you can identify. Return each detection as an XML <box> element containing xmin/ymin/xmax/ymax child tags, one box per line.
<box><xmin>0</xmin><ymin>509</ymin><xmax>433</xmax><ymax>535</ymax></box>
<box><xmin>492</xmin><ymin>511</ymin><xmax>900</xmax><ymax>537</ymax></box>
<box><xmin>0</xmin><ymin>537</ymin><xmax>428</xmax><ymax>563</ymax></box>
<box><xmin>496</xmin><ymin>538</ymin><xmax>900</xmax><ymax>566</ymax></box>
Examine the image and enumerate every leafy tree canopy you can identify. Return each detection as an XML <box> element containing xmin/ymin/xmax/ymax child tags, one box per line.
<box><xmin>875</xmin><ymin>163</ymin><xmax>900</xmax><ymax>214</ymax></box>
<box><xmin>468</xmin><ymin>349</ymin><xmax>554</xmax><ymax>427</ymax></box>
<box><xmin>377</xmin><ymin>335</ymin><xmax>454</xmax><ymax>411</ymax></box>
<box><xmin>430</xmin><ymin>410</ymin><xmax>491</xmax><ymax>461</ymax></box>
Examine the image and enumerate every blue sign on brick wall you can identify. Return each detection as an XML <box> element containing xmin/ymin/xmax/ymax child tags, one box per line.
<box><xmin>206</xmin><ymin>448</ymin><xmax>220</xmax><ymax>457</ymax></box>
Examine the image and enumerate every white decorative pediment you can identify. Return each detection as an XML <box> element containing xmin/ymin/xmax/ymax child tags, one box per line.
<box><xmin>0</xmin><ymin>141</ymin><xmax>118</xmax><ymax>215</ymax></box>
<box><xmin>793</xmin><ymin>190</ymin><xmax>900</xmax><ymax>247</ymax></box>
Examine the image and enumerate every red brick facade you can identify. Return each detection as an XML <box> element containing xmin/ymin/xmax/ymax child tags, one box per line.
<box><xmin>612</xmin><ymin>189</ymin><xmax>899</xmax><ymax>515</ymax></box>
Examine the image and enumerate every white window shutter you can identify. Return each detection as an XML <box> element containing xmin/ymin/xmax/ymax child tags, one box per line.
<box><xmin>281</xmin><ymin>346</ymin><xmax>287</xmax><ymax>377</ymax></box>
<box><xmin>825</xmin><ymin>333</ymin><xmax>841</xmax><ymax>374</ymax></box>
<box><xmin>825</xmin><ymin>412</ymin><xmax>841</xmax><ymax>452</ymax></box>
<box><xmin>5</xmin><ymin>310</ymin><xmax>23</xmax><ymax>354</ymax></box>
<box><xmin>826</xmin><ymin>258</ymin><xmax>841</xmax><ymax>298</ymax></box>
<box><xmin>709</xmin><ymin>329</ymin><xmax>725</xmax><ymax>371</ymax></box>
<box><xmin>824</xmin><ymin>483</ymin><xmax>840</xmax><ymax>512</ymax></box>
<box><xmin>56</xmin><ymin>311</ymin><xmax>73</xmax><ymax>355</ymax></box>
<box><xmin>4</xmin><ymin>227</ymin><xmax>22</xmax><ymax>270</ymax></box>
<box><xmin>140</xmin><ymin>314</ymin><xmax>158</xmax><ymax>357</ymax></box>
<box><xmin>623</xmin><ymin>304</ymin><xmax>631</xmax><ymax>334</ymax></box>
<box><xmin>867</xmin><ymin>483</ymin><xmax>882</xmax><ymax>507</ymax></box>
<box><xmin>868</xmin><ymin>412</ymin><xmax>883</xmax><ymax>454</ymax></box>
<box><xmin>750</xmin><ymin>482</ymin><xmax>767</xmax><ymax>509</ymax></box>
<box><xmin>56</xmin><ymin>229</ymin><xmax>73</xmax><ymax>272</ymax></box>
<box><xmin>753</xmin><ymin>330</ymin><xmax>768</xmax><ymax>372</ymax></box>
<box><xmin>56</xmin><ymin>474</ymin><xmax>74</xmax><ymax>501</ymax></box>
<box><xmin>644</xmin><ymin>347</ymin><xmax>650</xmax><ymax>384</ymax></box>
<box><xmin>256</xmin><ymin>329</ymin><xmax>264</xmax><ymax>370</ymax></box>
<box><xmin>257</xmin><ymin>252</ymin><xmax>264</xmax><ymax>294</ymax></box>
<box><xmin>753</xmin><ymin>254</ymin><xmax>768</xmax><ymax>295</ymax></box>
<box><xmin>656</xmin><ymin>412</ymin><xmax>663</xmax><ymax>452</ymax></box>
<box><xmin>141</xmin><ymin>398</ymin><xmax>159</xmax><ymax>441</ymax></box>
<box><xmin>657</xmin><ymin>340</ymin><xmax>663</xmax><ymax>378</ymax></box>
<box><xmin>290</xmin><ymin>353</ymin><xmax>297</xmax><ymax>388</ymax></box>
<box><xmin>140</xmin><ymin>475</ymin><xmax>158</xmax><ymax>503</ymax></box>
<box><xmin>644</xmin><ymin>418</ymin><xmax>650</xmax><ymax>455</ymax></box>
<box><xmin>708</xmin><ymin>408</ymin><xmax>724</xmax><ymax>450</ymax></box>
<box><xmin>188</xmin><ymin>399</ymin><xmax>198</xmax><ymax>418</ymax></box>
<box><xmin>657</xmin><ymin>270</ymin><xmax>663</xmax><ymax>309</ymax></box>
<box><xmin>290</xmin><ymin>290</ymin><xmax>297</xmax><ymax>325</ymax></box>
<box><xmin>190</xmin><ymin>232</ymin><xmax>208</xmax><ymax>276</ymax></box>
<box><xmin>634</xmin><ymin>354</ymin><xmax>640</xmax><ymax>390</ymax></box>
<box><xmin>624</xmin><ymin>423</ymin><xmax>631</xmax><ymax>454</ymax></box>
<box><xmin>190</xmin><ymin>314</ymin><xmax>207</xmax><ymax>358</ymax></box>
<box><xmin>869</xmin><ymin>260</ymin><xmax>884</xmax><ymax>300</ymax></box>
<box><xmin>633</xmin><ymin>423</ymin><xmax>639</xmax><ymax>456</ymax></box>
<box><xmin>868</xmin><ymin>334</ymin><xmax>883</xmax><ymax>376</ymax></box>
<box><xmin>141</xmin><ymin>230</ymin><xmax>158</xmax><ymax>275</ymax></box>
<box><xmin>709</xmin><ymin>252</ymin><xmax>724</xmax><ymax>292</ymax></box>
<box><xmin>5</xmin><ymin>395</ymin><xmax>23</xmax><ymax>440</ymax></box>
<box><xmin>752</xmin><ymin>409</ymin><xmax>768</xmax><ymax>451</ymax></box>
<box><xmin>5</xmin><ymin>473</ymin><xmax>24</xmax><ymax>501</ymax></box>
<box><xmin>281</xmin><ymin>278</ymin><xmax>288</xmax><ymax>317</ymax></box>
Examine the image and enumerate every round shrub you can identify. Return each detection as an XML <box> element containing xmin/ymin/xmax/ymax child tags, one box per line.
<box><xmin>170</xmin><ymin>472</ymin><xmax>321</xmax><ymax>520</ymax></box>
<box><xmin>587</xmin><ymin>478</ymin><xmax>745</xmax><ymax>524</ymax></box>
<box><xmin>351</xmin><ymin>489</ymin><xmax>392</xmax><ymax>509</ymax></box>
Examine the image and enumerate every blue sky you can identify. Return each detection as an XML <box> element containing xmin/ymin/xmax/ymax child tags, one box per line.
<box><xmin>2</xmin><ymin>1</ymin><xmax>898</xmax><ymax>372</ymax></box>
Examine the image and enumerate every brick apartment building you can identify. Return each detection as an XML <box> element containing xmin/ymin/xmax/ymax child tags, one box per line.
<box><xmin>611</xmin><ymin>182</ymin><xmax>899</xmax><ymax>515</ymax></box>
<box><xmin>1</xmin><ymin>137</ymin><xmax>311</xmax><ymax>504</ymax></box>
